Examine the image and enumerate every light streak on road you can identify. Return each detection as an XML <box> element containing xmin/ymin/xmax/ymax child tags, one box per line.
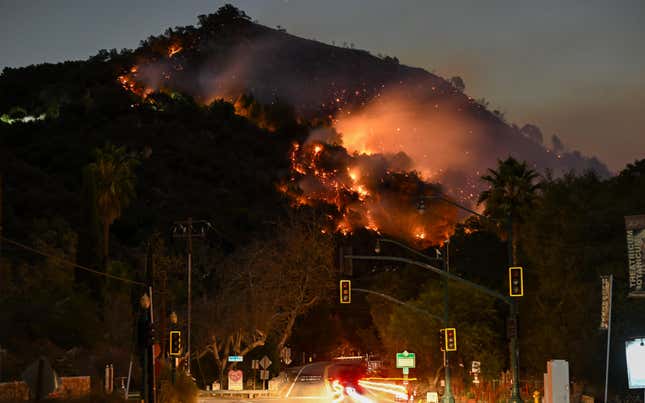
<box><xmin>331</xmin><ymin>380</ymin><xmax>345</xmax><ymax>403</ymax></box>
<box><xmin>346</xmin><ymin>386</ymin><xmax>375</xmax><ymax>403</ymax></box>
<box><xmin>358</xmin><ymin>380</ymin><xmax>408</xmax><ymax>400</ymax></box>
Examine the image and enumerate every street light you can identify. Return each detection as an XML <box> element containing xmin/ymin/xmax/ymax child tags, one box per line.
<box><xmin>418</xmin><ymin>194</ymin><xmax>523</xmax><ymax>403</ymax></box>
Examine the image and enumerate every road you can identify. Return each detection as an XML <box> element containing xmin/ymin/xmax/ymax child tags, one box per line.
<box><xmin>198</xmin><ymin>360</ymin><xmax>408</xmax><ymax>403</ymax></box>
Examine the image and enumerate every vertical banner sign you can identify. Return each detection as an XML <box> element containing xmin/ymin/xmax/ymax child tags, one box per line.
<box><xmin>600</xmin><ymin>275</ymin><xmax>611</xmax><ymax>329</ymax></box>
<box><xmin>625</xmin><ymin>215</ymin><xmax>645</xmax><ymax>297</ymax></box>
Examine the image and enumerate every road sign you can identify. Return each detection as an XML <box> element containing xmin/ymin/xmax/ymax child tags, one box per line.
<box><xmin>427</xmin><ymin>392</ymin><xmax>439</xmax><ymax>403</ymax></box>
<box><xmin>259</xmin><ymin>355</ymin><xmax>272</xmax><ymax>369</ymax></box>
<box><xmin>471</xmin><ymin>361</ymin><xmax>481</xmax><ymax>374</ymax></box>
<box><xmin>396</xmin><ymin>351</ymin><xmax>416</xmax><ymax>368</ymax></box>
<box><xmin>600</xmin><ymin>275</ymin><xmax>612</xmax><ymax>329</ymax></box>
<box><xmin>281</xmin><ymin>347</ymin><xmax>292</xmax><ymax>365</ymax></box>
<box><xmin>260</xmin><ymin>370</ymin><xmax>270</xmax><ymax>380</ymax></box>
<box><xmin>228</xmin><ymin>369</ymin><xmax>243</xmax><ymax>390</ymax></box>
<box><xmin>228</xmin><ymin>355</ymin><xmax>243</xmax><ymax>362</ymax></box>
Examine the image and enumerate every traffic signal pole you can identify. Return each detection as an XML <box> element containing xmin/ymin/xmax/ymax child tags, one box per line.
<box><xmin>345</xmin><ymin>253</ymin><xmax>515</xmax><ymax>396</ymax></box>
<box><xmin>419</xmin><ymin>195</ymin><xmax>523</xmax><ymax>403</ymax></box>
<box><xmin>442</xmin><ymin>244</ymin><xmax>454</xmax><ymax>403</ymax></box>
<box><xmin>187</xmin><ymin>220</ymin><xmax>192</xmax><ymax>376</ymax></box>
<box><xmin>372</xmin><ymin>237</ymin><xmax>454</xmax><ymax>402</ymax></box>
<box><xmin>508</xmin><ymin>217</ymin><xmax>522</xmax><ymax>403</ymax></box>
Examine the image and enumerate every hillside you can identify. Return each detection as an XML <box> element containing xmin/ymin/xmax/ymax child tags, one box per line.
<box><xmin>0</xmin><ymin>5</ymin><xmax>610</xmax><ymax>247</ymax></box>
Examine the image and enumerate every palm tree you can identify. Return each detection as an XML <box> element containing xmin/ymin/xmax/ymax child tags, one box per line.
<box><xmin>88</xmin><ymin>144</ymin><xmax>138</xmax><ymax>265</ymax></box>
<box><xmin>478</xmin><ymin>157</ymin><xmax>541</xmax><ymax>263</ymax></box>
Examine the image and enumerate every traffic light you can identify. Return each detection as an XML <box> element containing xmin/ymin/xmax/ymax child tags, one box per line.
<box><xmin>169</xmin><ymin>330</ymin><xmax>182</xmax><ymax>356</ymax></box>
<box><xmin>509</xmin><ymin>266</ymin><xmax>524</xmax><ymax>297</ymax></box>
<box><xmin>340</xmin><ymin>280</ymin><xmax>351</xmax><ymax>304</ymax></box>
<box><xmin>445</xmin><ymin>328</ymin><xmax>457</xmax><ymax>351</ymax></box>
<box><xmin>439</xmin><ymin>329</ymin><xmax>446</xmax><ymax>351</ymax></box>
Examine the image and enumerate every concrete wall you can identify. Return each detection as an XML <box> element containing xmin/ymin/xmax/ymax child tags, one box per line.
<box><xmin>0</xmin><ymin>381</ymin><xmax>30</xmax><ymax>401</ymax></box>
<box><xmin>53</xmin><ymin>376</ymin><xmax>91</xmax><ymax>399</ymax></box>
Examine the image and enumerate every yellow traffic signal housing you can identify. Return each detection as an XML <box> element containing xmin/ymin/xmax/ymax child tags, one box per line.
<box><xmin>169</xmin><ymin>330</ymin><xmax>182</xmax><ymax>356</ymax></box>
<box><xmin>340</xmin><ymin>280</ymin><xmax>351</xmax><ymax>304</ymax></box>
<box><xmin>444</xmin><ymin>328</ymin><xmax>457</xmax><ymax>351</ymax></box>
<box><xmin>509</xmin><ymin>267</ymin><xmax>524</xmax><ymax>297</ymax></box>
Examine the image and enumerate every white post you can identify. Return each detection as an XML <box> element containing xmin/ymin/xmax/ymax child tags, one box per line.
<box><xmin>603</xmin><ymin>275</ymin><xmax>613</xmax><ymax>403</ymax></box>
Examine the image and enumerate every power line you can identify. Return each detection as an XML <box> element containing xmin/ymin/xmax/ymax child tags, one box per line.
<box><xmin>0</xmin><ymin>235</ymin><xmax>145</xmax><ymax>286</ymax></box>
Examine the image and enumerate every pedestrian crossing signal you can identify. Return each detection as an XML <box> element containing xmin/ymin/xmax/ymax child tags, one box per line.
<box><xmin>509</xmin><ymin>267</ymin><xmax>524</xmax><ymax>297</ymax></box>
<box><xmin>340</xmin><ymin>280</ymin><xmax>351</xmax><ymax>304</ymax></box>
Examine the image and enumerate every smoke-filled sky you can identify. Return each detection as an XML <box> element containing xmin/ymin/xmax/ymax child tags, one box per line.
<box><xmin>2</xmin><ymin>0</ymin><xmax>644</xmax><ymax>171</ymax></box>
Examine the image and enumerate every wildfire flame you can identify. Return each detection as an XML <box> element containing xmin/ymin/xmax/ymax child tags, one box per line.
<box><xmin>168</xmin><ymin>45</ymin><xmax>183</xmax><ymax>58</ymax></box>
<box><xmin>281</xmin><ymin>141</ymin><xmax>457</xmax><ymax>246</ymax></box>
<box><xmin>116</xmin><ymin>42</ymin><xmax>464</xmax><ymax>245</ymax></box>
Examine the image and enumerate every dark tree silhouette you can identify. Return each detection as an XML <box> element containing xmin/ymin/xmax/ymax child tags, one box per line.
<box><xmin>478</xmin><ymin>157</ymin><xmax>541</xmax><ymax>263</ymax></box>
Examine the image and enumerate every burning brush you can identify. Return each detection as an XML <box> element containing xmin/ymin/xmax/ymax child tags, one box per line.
<box><xmin>282</xmin><ymin>141</ymin><xmax>458</xmax><ymax>247</ymax></box>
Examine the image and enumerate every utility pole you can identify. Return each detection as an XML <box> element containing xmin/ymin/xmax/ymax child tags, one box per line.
<box><xmin>145</xmin><ymin>244</ymin><xmax>157</xmax><ymax>403</ymax></box>
<box><xmin>138</xmin><ymin>292</ymin><xmax>155</xmax><ymax>403</ymax></box>
<box><xmin>172</xmin><ymin>218</ymin><xmax>211</xmax><ymax>376</ymax></box>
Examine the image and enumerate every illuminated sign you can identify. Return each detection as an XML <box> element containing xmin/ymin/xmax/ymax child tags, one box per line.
<box><xmin>625</xmin><ymin>338</ymin><xmax>645</xmax><ymax>388</ymax></box>
<box><xmin>395</xmin><ymin>351</ymin><xmax>415</xmax><ymax>368</ymax></box>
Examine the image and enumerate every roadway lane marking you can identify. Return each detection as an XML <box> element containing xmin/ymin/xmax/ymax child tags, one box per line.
<box><xmin>285</xmin><ymin>364</ymin><xmax>311</xmax><ymax>397</ymax></box>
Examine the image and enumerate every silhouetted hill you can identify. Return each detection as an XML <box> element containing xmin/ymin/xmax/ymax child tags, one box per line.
<box><xmin>0</xmin><ymin>4</ymin><xmax>610</xmax><ymax>246</ymax></box>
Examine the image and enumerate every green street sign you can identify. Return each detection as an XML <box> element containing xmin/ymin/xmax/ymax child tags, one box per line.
<box><xmin>396</xmin><ymin>351</ymin><xmax>416</xmax><ymax>368</ymax></box>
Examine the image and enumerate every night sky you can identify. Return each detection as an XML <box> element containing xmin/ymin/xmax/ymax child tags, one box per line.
<box><xmin>2</xmin><ymin>0</ymin><xmax>644</xmax><ymax>171</ymax></box>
